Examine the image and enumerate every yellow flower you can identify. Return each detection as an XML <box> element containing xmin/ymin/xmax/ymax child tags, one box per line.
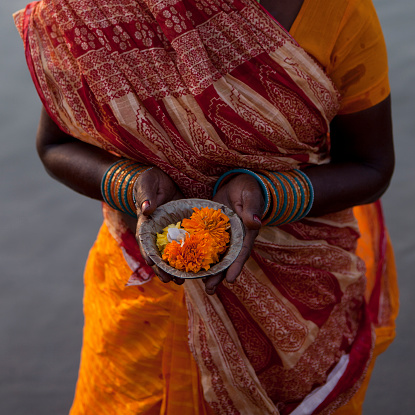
<box><xmin>162</xmin><ymin>233</ymin><xmax>215</xmax><ymax>273</ymax></box>
<box><xmin>182</xmin><ymin>207</ymin><xmax>230</xmax><ymax>255</ymax></box>
<box><xmin>156</xmin><ymin>222</ymin><xmax>182</xmax><ymax>254</ymax></box>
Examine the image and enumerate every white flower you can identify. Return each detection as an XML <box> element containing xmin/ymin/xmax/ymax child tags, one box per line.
<box><xmin>167</xmin><ymin>227</ymin><xmax>189</xmax><ymax>246</ymax></box>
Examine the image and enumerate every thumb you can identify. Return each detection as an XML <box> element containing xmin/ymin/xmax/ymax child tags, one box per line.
<box><xmin>140</xmin><ymin>199</ymin><xmax>156</xmax><ymax>216</ymax></box>
<box><xmin>239</xmin><ymin>193</ymin><xmax>264</xmax><ymax>230</ymax></box>
<box><xmin>135</xmin><ymin>173</ymin><xmax>159</xmax><ymax>216</ymax></box>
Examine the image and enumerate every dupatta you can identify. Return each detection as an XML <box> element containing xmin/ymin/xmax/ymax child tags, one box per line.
<box><xmin>15</xmin><ymin>1</ymin><xmax>376</xmax><ymax>414</ymax></box>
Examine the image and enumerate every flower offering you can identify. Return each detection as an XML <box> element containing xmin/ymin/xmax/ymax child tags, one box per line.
<box><xmin>156</xmin><ymin>207</ymin><xmax>231</xmax><ymax>273</ymax></box>
<box><xmin>138</xmin><ymin>199</ymin><xmax>243</xmax><ymax>279</ymax></box>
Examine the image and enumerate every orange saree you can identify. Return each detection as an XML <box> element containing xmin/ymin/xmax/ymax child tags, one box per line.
<box><xmin>14</xmin><ymin>0</ymin><xmax>398</xmax><ymax>414</ymax></box>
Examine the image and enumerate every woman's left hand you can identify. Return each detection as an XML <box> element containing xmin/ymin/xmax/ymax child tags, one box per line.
<box><xmin>203</xmin><ymin>173</ymin><xmax>265</xmax><ymax>295</ymax></box>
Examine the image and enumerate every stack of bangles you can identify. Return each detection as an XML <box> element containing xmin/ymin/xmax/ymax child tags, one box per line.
<box><xmin>213</xmin><ymin>168</ymin><xmax>314</xmax><ymax>226</ymax></box>
<box><xmin>101</xmin><ymin>159</ymin><xmax>152</xmax><ymax>217</ymax></box>
<box><xmin>101</xmin><ymin>161</ymin><xmax>314</xmax><ymax>225</ymax></box>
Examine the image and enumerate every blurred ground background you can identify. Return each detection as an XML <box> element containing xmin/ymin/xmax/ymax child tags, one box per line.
<box><xmin>1</xmin><ymin>0</ymin><xmax>414</xmax><ymax>414</ymax></box>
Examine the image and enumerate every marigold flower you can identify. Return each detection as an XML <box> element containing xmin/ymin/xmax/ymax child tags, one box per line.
<box><xmin>156</xmin><ymin>222</ymin><xmax>182</xmax><ymax>254</ymax></box>
<box><xmin>182</xmin><ymin>207</ymin><xmax>230</xmax><ymax>255</ymax></box>
<box><xmin>162</xmin><ymin>233</ymin><xmax>215</xmax><ymax>273</ymax></box>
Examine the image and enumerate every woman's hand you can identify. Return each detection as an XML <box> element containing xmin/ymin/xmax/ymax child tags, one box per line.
<box><xmin>202</xmin><ymin>174</ymin><xmax>265</xmax><ymax>295</ymax></box>
<box><xmin>134</xmin><ymin>167</ymin><xmax>185</xmax><ymax>285</ymax></box>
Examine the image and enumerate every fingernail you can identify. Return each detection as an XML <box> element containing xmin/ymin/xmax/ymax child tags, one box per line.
<box><xmin>253</xmin><ymin>214</ymin><xmax>262</xmax><ymax>225</ymax></box>
<box><xmin>141</xmin><ymin>200</ymin><xmax>150</xmax><ymax>211</ymax></box>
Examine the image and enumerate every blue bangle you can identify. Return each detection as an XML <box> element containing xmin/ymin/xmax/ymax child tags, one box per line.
<box><xmin>257</xmin><ymin>172</ymin><xmax>279</xmax><ymax>224</ymax></box>
<box><xmin>119</xmin><ymin>165</ymin><xmax>144</xmax><ymax>217</ymax></box>
<box><xmin>278</xmin><ymin>171</ymin><xmax>299</xmax><ymax>225</ymax></box>
<box><xmin>117</xmin><ymin>164</ymin><xmax>134</xmax><ymax>215</ymax></box>
<box><xmin>290</xmin><ymin>172</ymin><xmax>306</xmax><ymax>222</ymax></box>
<box><xmin>295</xmin><ymin>169</ymin><xmax>314</xmax><ymax>218</ymax></box>
<box><xmin>102</xmin><ymin>159</ymin><xmax>130</xmax><ymax>210</ymax></box>
<box><xmin>213</xmin><ymin>168</ymin><xmax>269</xmax><ymax>216</ymax></box>
<box><xmin>268</xmin><ymin>172</ymin><xmax>288</xmax><ymax>225</ymax></box>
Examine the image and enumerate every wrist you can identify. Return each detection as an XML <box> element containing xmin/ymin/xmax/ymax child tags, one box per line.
<box><xmin>258</xmin><ymin>169</ymin><xmax>314</xmax><ymax>225</ymax></box>
<box><xmin>101</xmin><ymin>159</ymin><xmax>152</xmax><ymax>217</ymax></box>
<box><xmin>213</xmin><ymin>168</ymin><xmax>314</xmax><ymax>226</ymax></box>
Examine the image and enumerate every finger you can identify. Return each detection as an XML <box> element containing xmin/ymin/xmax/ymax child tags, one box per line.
<box><xmin>154</xmin><ymin>266</ymin><xmax>173</xmax><ymax>284</ymax></box>
<box><xmin>172</xmin><ymin>277</ymin><xmax>185</xmax><ymax>286</ymax></box>
<box><xmin>225</xmin><ymin>228</ymin><xmax>258</xmax><ymax>283</ymax></box>
<box><xmin>203</xmin><ymin>273</ymin><xmax>225</xmax><ymax>295</ymax></box>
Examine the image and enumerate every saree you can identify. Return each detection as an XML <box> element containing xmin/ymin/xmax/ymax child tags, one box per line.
<box><xmin>14</xmin><ymin>0</ymin><xmax>398</xmax><ymax>413</ymax></box>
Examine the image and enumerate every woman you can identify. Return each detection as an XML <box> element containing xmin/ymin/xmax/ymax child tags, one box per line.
<box><xmin>14</xmin><ymin>0</ymin><xmax>398</xmax><ymax>413</ymax></box>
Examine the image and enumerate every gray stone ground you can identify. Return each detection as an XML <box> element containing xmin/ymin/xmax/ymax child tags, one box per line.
<box><xmin>1</xmin><ymin>1</ymin><xmax>414</xmax><ymax>414</ymax></box>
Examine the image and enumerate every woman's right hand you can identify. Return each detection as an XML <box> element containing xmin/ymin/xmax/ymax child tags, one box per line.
<box><xmin>133</xmin><ymin>167</ymin><xmax>185</xmax><ymax>285</ymax></box>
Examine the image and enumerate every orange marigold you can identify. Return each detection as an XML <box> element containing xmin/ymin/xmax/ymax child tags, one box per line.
<box><xmin>162</xmin><ymin>233</ymin><xmax>216</xmax><ymax>273</ymax></box>
<box><xmin>182</xmin><ymin>207</ymin><xmax>230</xmax><ymax>255</ymax></box>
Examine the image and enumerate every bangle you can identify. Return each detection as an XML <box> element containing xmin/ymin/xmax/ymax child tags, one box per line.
<box><xmin>289</xmin><ymin>171</ymin><xmax>306</xmax><ymax>222</ymax></box>
<box><xmin>257</xmin><ymin>171</ymin><xmax>279</xmax><ymax>224</ymax></box>
<box><xmin>295</xmin><ymin>169</ymin><xmax>314</xmax><ymax>218</ymax></box>
<box><xmin>277</xmin><ymin>172</ymin><xmax>300</xmax><ymax>224</ymax></box>
<box><xmin>265</xmin><ymin>172</ymin><xmax>288</xmax><ymax>225</ymax></box>
<box><xmin>212</xmin><ymin>167</ymin><xmax>314</xmax><ymax>226</ymax></box>
<box><xmin>101</xmin><ymin>159</ymin><xmax>151</xmax><ymax>217</ymax></box>
<box><xmin>220</xmin><ymin>168</ymin><xmax>314</xmax><ymax>226</ymax></box>
<box><xmin>267</xmin><ymin>169</ymin><xmax>313</xmax><ymax>225</ymax></box>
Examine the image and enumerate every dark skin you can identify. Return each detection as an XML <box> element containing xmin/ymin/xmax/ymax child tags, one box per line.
<box><xmin>35</xmin><ymin>1</ymin><xmax>395</xmax><ymax>295</ymax></box>
<box><xmin>260</xmin><ymin>0</ymin><xmax>305</xmax><ymax>32</ymax></box>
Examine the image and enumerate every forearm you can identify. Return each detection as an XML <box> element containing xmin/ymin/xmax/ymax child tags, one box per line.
<box><xmin>305</xmin><ymin>96</ymin><xmax>394</xmax><ymax>216</ymax></box>
<box><xmin>305</xmin><ymin>160</ymin><xmax>393</xmax><ymax>217</ymax></box>
<box><xmin>39</xmin><ymin>140</ymin><xmax>120</xmax><ymax>200</ymax></box>
<box><xmin>36</xmin><ymin>108</ymin><xmax>182</xmax><ymax>235</ymax></box>
<box><xmin>219</xmin><ymin>97</ymin><xmax>395</xmax><ymax>222</ymax></box>
<box><xmin>36</xmin><ymin>108</ymin><xmax>119</xmax><ymax>201</ymax></box>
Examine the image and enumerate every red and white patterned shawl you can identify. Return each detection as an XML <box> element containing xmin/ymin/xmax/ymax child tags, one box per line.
<box><xmin>15</xmin><ymin>1</ymin><xmax>373</xmax><ymax>414</ymax></box>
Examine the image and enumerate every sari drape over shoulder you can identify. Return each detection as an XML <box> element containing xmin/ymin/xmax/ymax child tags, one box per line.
<box><xmin>14</xmin><ymin>0</ymin><xmax>398</xmax><ymax>414</ymax></box>
<box><xmin>14</xmin><ymin>0</ymin><xmax>340</xmax><ymax>197</ymax></box>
